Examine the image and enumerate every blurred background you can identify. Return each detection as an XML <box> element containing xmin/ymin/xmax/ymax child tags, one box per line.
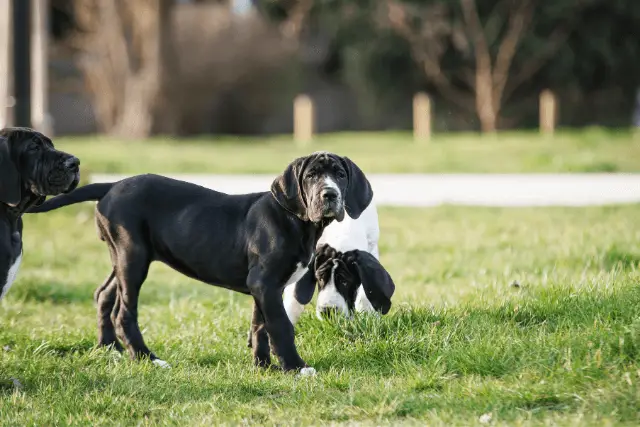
<box><xmin>2</xmin><ymin>0</ymin><xmax>640</xmax><ymax>138</ymax></box>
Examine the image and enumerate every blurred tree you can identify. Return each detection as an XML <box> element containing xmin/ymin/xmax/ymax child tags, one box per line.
<box><xmin>71</xmin><ymin>0</ymin><xmax>178</xmax><ymax>138</ymax></box>
<box><xmin>384</xmin><ymin>0</ymin><xmax>579</xmax><ymax>133</ymax></box>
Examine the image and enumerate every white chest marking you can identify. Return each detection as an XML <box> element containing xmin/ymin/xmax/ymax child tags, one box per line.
<box><xmin>283</xmin><ymin>283</ymin><xmax>305</xmax><ymax>325</ymax></box>
<box><xmin>1</xmin><ymin>252</ymin><xmax>22</xmax><ymax>300</ymax></box>
<box><xmin>283</xmin><ymin>258</ymin><xmax>312</xmax><ymax>325</ymax></box>
<box><xmin>285</xmin><ymin>262</ymin><xmax>308</xmax><ymax>286</ymax></box>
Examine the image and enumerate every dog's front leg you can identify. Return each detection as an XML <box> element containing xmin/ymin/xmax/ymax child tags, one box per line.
<box><xmin>248</xmin><ymin>274</ymin><xmax>309</xmax><ymax>372</ymax></box>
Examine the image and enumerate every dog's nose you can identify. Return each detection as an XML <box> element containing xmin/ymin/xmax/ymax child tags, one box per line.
<box><xmin>64</xmin><ymin>156</ymin><xmax>80</xmax><ymax>171</ymax></box>
<box><xmin>321</xmin><ymin>188</ymin><xmax>338</xmax><ymax>203</ymax></box>
<box><xmin>319</xmin><ymin>306</ymin><xmax>340</xmax><ymax>319</ymax></box>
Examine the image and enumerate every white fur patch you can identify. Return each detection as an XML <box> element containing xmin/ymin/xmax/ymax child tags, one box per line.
<box><xmin>355</xmin><ymin>285</ymin><xmax>376</xmax><ymax>313</ymax></box>
<box><xmin>317</xmin><ymin>201</ymin><xmax>377</xmax><ymax>254</ymax></box>
<box><xmin>298</xmin><ymin>367</ymin><xmax>317</xmax><ymax>377</ymax></box>
<box><xmin>323</xmin><ymin>176</ymin><xmax>343</xmax><ymax>218</ymax></box>
<box><xmin>285</xmin><ymin>262</ymin><xmax>308</xmax><ymax>286</ymax></box>
<box><xmin>324</xmin><ymin>176</ymin><xmax>340</xmax><ymax>193</ymax></box>
<box><xmin>316</xmin><ymin>261</ymin><xmax>349</xmax><ymax>320</ymax></box>
<box><xmin>1</xmin><ymin>252</ymin><xmax>22</xmax><ymax>300</ymax></box>
<box><xmin>283</xmin><ymin>283</ymin><xmax>305</xmax><ymax>325</ymax></box>
<box><xmin>152</xmin><ymin>359</ymin><xmax>171</xmax><ymax>369</ymax></box>
<box><xmin>282</xmin><ymin>257</ymin><xmax>312</xmax><ymax>324</ymax></box>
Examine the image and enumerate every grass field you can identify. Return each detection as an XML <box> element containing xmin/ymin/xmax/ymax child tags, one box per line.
<box><xmin>56</xmin><ymin>129</ymin><xmax>640</xmax><ymax>175</ymax></box>
<box><xmin>2</xmin><ymin>202</ymin><xmax>639</xmax><ymax>425</ymax></box>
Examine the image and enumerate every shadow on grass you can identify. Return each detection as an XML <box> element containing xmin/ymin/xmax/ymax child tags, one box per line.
<box><xmin>42</xmin><ymin>339</ymin><xmax>97</xmax><ymax>357</ymax></box>
<box><xmin>601</xmin><ymin>246</ymin><xmax>640</xmax><ymax>271</ymax></box>
<box><xmin>10</xmin><ymin>281</ymin><xmax>91</xmax><ymax>305</ymax></box>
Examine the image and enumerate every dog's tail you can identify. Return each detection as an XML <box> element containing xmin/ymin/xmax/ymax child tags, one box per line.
<box><xmin>27</xmin><ymin>183</ymin><xmax>114</xmax><ymax>213</ymax></box>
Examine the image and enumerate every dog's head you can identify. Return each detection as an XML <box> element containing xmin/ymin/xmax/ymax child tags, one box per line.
<box><xmin>314</xmin><ymin>244</ymin><xmax>395</xmax><ymax>319</ymax></box>
<box><xmin>0</xmin><ymin>127</ymin><xmax>80</xmax><ymax>206</ymax></box>
<box><xmin>271</xmin><ymin>151</ymin><xmax>373</xmax><ymax>224</ymax></box>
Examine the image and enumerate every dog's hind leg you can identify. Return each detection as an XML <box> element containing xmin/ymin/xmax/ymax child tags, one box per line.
<box><xmin>110</xmin><ymin>245</ymin><xmax>163</xmax><ymax>366</ymax></box>
<box><xmin>94</xmin><ymin>270</ymin><xmax>123</xmax><ymax>352</ymax></box>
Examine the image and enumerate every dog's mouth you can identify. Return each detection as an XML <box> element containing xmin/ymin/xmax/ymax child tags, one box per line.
<box><xmin>322</xmin><ymin>202</ymin><xmax>344</xmax><ymax>220</ymax></box>
<box><xmin>307</xmin><ymin>197</ymin><xmax>344</xmax><ymax>223</ymax></box>
<box><xmin>64</xmin><ymin>171</ymin><xmax>81</xmax><ymax>193</ymax></box>
<box><xmin>39</xmin><ymin>164</ymin><xmax>80</xmax><ymax>196</ymax></box>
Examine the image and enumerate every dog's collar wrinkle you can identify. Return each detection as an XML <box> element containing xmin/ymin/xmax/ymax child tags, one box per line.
<box><xmin>3</xmin><ymin>193</ymin><xmax>44</xmax><ymax>221</ymax></box>
<box><xmin>271</xmin><ymin>191</ymin><xmax>304</xmax><ymax>219</ymax></box>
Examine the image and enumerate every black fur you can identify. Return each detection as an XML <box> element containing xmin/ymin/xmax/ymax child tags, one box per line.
<box><xmin>27</xmin><ymin>152</ymin><xmax>373</xmax><ymax>372</ymax></box>
<box><xmin>0</xmin><ymin>127</ymin><xmax>79</xmax><ymax>300</ymax></box>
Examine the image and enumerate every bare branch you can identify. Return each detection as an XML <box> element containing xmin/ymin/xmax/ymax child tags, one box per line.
<box><xmin>502</xmin><ymin>26</ymin><xmax>571</xmax><ymax>103</ymax></box>
<box><xmin>385</xmin><ymin>0</ymin><xmax>474</xmax><ymax>112</ymax></box>
<box><xmin>483</xmin><ymin>2</ymin><xmax>506</xmax><ymax>46</ymax></box>
<box><xmin>491</xmin><ymin>0</ymin><xmax>534</xmax><ymax>112</ymax></box>
<box><xmin>281</xmin><ymin>0</ymin><xmax>313</xmax><ymax>41</ymax></box>
<box><xmin>460</xmin><ymin>0</ymin><xmax>490</xmax><ymax>65</ymax></box>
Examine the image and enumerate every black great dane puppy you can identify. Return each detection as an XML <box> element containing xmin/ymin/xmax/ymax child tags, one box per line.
<box><xmin>0</xmin><ymin>127</ymin><xmax>80</xmax><ymax>300</ymax></box>
<box><xmin>28</xmin><ymin>152</ymin><xmax>373</xmax><ymax>374</ymax></box>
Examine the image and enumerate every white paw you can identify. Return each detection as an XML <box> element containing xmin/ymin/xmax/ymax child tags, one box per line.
<box><xmin>297</xmin><ymin>367</ymin><xmax>317</xmax><ymax>377</ymax></box>
<box><xmin>152</xmin><ymin>359</ymin><xmax>171</xmax><ymax>369</ymax></box>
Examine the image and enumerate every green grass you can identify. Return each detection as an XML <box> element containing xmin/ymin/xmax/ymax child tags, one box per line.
<box><xmin>2</xmin><ymin>204</ymin><xmax>640</xmax><ymax>425</ymax></box>
<box><xmin>56</xmin><ymin>128</ymin><xmax>640</xmax><ymax>175</ymax></box>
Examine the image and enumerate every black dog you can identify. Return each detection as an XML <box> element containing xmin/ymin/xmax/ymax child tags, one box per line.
<box><xmin>313</xmin><ymin>244</ymin><xmax>395</xmax><ymax>317</ymax></box>
<box><xmin>0</xmin><ymin>127</ymin><xmax>80</xmax><ymax>300</ymax></box>
<box><xmin>28</xmin><ymin>152</ymin><xmax>372</xmax><ymax>373</ymax></box>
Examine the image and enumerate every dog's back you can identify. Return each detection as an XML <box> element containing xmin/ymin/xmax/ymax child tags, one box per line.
<box><xmin>95</xmin><ymin>174</ymin><xmax>267</xmax><ymax>289</ymax></box>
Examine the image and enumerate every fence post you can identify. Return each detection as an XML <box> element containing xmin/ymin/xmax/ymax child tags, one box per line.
<box><xmin>539</xmin><ymin>90</ymin><xmax>556</xmax><ymax>135</ymax></box>
<box><xmin>294</xmin><ymin>94</ymin><xmax>314</xmax><ymax>146</ymax></box>
<box><xmin>413</xmin><ymin>92</ymin><xmax>431</xmax><ymax>142</ymax></box>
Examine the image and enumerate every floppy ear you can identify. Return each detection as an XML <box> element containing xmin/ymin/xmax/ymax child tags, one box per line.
<box><xmin>292</xmin><ymin>254</ymin><xmax>317</xmax><ymax>305</ymax></box>
<box><xmin>271</xmin><ymin>156</ymin><xmax>309</xmax><ymax>221</ymax></box>
<box><xmin>350</xmin><ymin>250</ymin><xmax>395</xmax><ymax>315</ymax></box>
<box><xmin>341</xmin><ymin>157</ymin><xmax>373</xmax><ymax>220</ymax></box>
<box><xmin>0</xmin><ymin>136</ymin><xmax>21</xmax><ymax>206</ymax></box>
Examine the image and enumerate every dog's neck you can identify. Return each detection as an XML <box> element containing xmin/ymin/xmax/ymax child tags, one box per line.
<box><xmin>2</xmin><ymin>191</ymin><xmax>45</xmax><ymax>222</ymax></box>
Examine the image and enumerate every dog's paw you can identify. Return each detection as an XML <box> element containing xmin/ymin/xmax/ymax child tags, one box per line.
<box><xmin>297</xmin><ymin>367</ymin><xmax>317</xmax><ymax>377</ymax></box>
<box><xmin>152</xmin><ymin>359</ymin><xmax>171</xmax><ymax>369</ymax></box>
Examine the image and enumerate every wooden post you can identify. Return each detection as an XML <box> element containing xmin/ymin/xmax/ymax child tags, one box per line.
<box><xmin>413</xmin><ymin>92</ymin><xmax>431</xmax><ymax>142</ymax></box>
<box><xmin>31</xmin><ymin>0</ymin><xmax>51</xmax><ymax>135</ymax></box>
<box><xmin>539</xmin><ymin>89</ymin><xmax>556</xmax><ymax>135</ymax></box>
<box><xmin>294</xmin><ymin>94</ymin><xmax>314</xmax><ymax>145</ymax></box>
<box><xmin>0</xmin><ymin>0</ymin><xmax>11</xmax><ymax>128</ymax></box>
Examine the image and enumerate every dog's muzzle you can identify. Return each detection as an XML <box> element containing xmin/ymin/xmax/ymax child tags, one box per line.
<box><xmin>47</xmin><ymin>156</ymin><xmax>80</xmax><ymax>195</ymax></box>
<box><xmin>316</xmin><ymin>259</ymin><xmax>350</xmax><ymax>320</ymax></box>
<box><xmin>320</xmin><ymin>186</ymin><xmax>344</xmax><ymax>220</ymax></box>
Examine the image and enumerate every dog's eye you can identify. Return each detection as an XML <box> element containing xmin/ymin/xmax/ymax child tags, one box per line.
<box><xmin>29</xmin><ymin>145</ymin><xmax>41</xmax><ymax>153</ymax></box>
<box><xmin>336</xmin><ymin>170</ymin><xmax>347</xmax><ymax>179</ymax></box>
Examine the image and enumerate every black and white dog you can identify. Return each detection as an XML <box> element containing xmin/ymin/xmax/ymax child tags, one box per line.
<box><xmin>282</xmin><ymin>198</ymin><xmax>384</xmax><ymax>323</ymax></box>
<box><xmin>0</xmin><ymin>127</ymin><xmax>80</xmax><ymax>300</ymax></box>
<box><xmin>313</xmin><ymin>243</ymin><xmax>395</xmax><ymax>317</ymax></box>
<box><xmin>28</xmin><ymin>152</ymin><xmax>372</xmax><ymax>374</ymax></box>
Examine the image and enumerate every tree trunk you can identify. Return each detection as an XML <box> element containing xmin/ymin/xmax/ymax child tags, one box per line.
<box><xmin>73</xmin><ymin>0</ymin><xmax>177</xmax><ymax>139</ymax></box>
<box><xmin>475</xmin><ymin>53</ymin><xmax>498</xmax><ymax>133</ymax></box>
<box><xmin>113</xmin><ymin>72</ymin><xmax>157</xmax><ymax>138</ymax></box>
